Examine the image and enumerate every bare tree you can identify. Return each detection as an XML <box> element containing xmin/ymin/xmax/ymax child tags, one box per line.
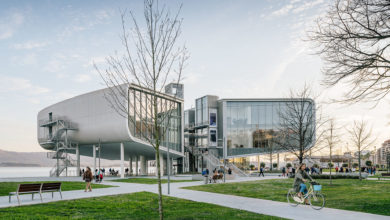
<box><xmin>324</xmin><ymin>118</ymin><xmax>340</xmax><ymax>185</ymax></box>
<box><xmin>275</xmin><ymin>84</ymin><xmax>326</xmax><ymax>164</ymax></box>
<box><xmin>96</xmin><ymin>1</ymin><xmax>188</xmax><ymax>219</ymax></box>
<box><xmin>308</xmin><ymin>0</ymin><xmax>390</xmax><ymax>104</ymax></box>
<box><xmin>347</xmin><ymin>120</ymin><xmax>376</xmax><ymax>180</ymax></box>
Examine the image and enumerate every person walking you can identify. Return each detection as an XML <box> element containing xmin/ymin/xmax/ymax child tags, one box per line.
<box><xmin>259</xmin><ymin>167</ymin><xmax>265</xmax><ymax>177</ymax></box>
<box><xmin>83</xmin><ymin>167</ymin><xmax>93</xmax><ymax>192</ymax></box>
<box><xmin>282</xmin><ymin>167</ymin><xmax>286</xmax><ymax>177</ymax></box>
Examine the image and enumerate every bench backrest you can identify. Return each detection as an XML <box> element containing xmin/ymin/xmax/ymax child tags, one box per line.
<box><xmin>41</xmin><ymin>182</ymin><xmax>61</xmax><ymax>191</ymax></box>
<box><xmin>18</xmin><ymin>184</ymin><xmax>42</xmax><ymax>193</ymax></box>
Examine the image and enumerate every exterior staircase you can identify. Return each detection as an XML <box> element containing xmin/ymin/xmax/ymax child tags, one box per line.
<box><xmin>203</xmin><ymin>152</ymin><xmax>248</xmax><ymax>177</ymax></box>
<box><xmin>39</xmin><ymin>115</ymin><xmax>78</xmax><ymax>177</ymax></box>
<box><xmin>226</xmin><ymin>162</ymin><xmax>248</xmax><ymax>177</ymax></box>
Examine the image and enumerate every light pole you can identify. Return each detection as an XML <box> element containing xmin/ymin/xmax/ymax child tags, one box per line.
<box><xmin>98</xmin><ymin>141</ymin><xmax>101</xmax><ymax>173</ymax></box>
<box><xmin>167</xmin><ymin>143</ymin><xmax>170</xmax><ymax>195</ymax></box>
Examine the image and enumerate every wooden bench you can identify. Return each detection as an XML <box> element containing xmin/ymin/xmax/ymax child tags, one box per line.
<box><xmin>41</xmin><ymin>182</ymin><xmax>62</xmax><ymax>199</ymax></box>
<box><xmin>377</xmin><ymin>173</ymin><xmax>390</xmax><ymax>180</ymax></box>
<box><xmin>9</xmin><ymin>183</ymin><xmax>42</xmax><ymax>205</ymax></box>
<box><xmin>9</xmin><ymin>182</ymin><xmax>62</xmax><ymax>205</ymax></box>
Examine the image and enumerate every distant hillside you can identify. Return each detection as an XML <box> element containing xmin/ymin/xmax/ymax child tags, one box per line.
<box><xmin>0</xmin><ymin>149</ymin><xmax>123</xmax><ymax>167</ymax></box>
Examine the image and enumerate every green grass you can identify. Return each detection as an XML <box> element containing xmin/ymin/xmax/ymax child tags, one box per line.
<box><xmin>184</xmin><ymin>179</ymin><xmax>390</xmax><ymax>216</ymax></box>
<box><xmin>111</xmin><ymin>178</ymin><xmax>197</xmax><ymax>184</ymax></box>
<box><xmin>0</xmin><ymin>181</ymin><xmax>114</xmax><ymax>196</ymax></box>
<box><xmin>0</xmin><ymin>191</ymin><xmax>285</xmax><ymax>219</ymax></box>
<box><xmin>370</xmin><ymin>174</ymin><xmax>390</xmax><ymax>179</ymax></box>
<box><xmin>322</xmin><ymin>168</ymin><xmax>337</xmax><ymax>172</ymax></box>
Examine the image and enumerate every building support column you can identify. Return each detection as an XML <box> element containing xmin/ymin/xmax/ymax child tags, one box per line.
<box><xmin>163</xmin><ymin>156</ymin><xmax>167</xmax><ymax>175</ymax></box>
<box><xmin>93</xmin><ymin>145</ymin><xmax>96</xmax><ymax>175</ymax></box>
<box><xmin>257</xmin><ymin>155</ymin><xmax>260</xmax><ymax>172</ymax></box>
<box><xmin>129</xmin><ymin>157</ymin><xmax>133</xmax><ymax>176</ymax></box>
<box><xmin>277</xmin><ymin>153</ymin><xmax>280</xmax><ymax>170</ymax></box>
<box><xmin>120</xmin><ymin>143</ymin><xmax>124</xmax><ymax>178</ymax></box>
<box><xmin>145</xmin><ymin>160</ymin><xmax>149</xmax><ymax>175</ymax></box>
<box><xmin>76</xmin><ymin>145</ymin><xmax>80</xmax><ymax>176</ymax></box>
<box><xmin>135</xmin><ymin>156</ymin><xmax>139</xmax><ymax>176</ymax></box>
<box><xmin>140</xmin><ymin>155</ymin><xmax>147</xmax><ymax>175</ymax></box>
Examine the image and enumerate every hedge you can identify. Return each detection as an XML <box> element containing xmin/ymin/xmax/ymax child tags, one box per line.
<box><xmin>288</xmin><ymin>174</ymin><xmax>364</xmax><ymax>179</ymax></box>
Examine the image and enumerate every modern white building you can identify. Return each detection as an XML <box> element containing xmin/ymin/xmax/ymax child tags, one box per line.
<box><xmin>38</xmin><ymin>83</ymin><xmax>316</xmax><ymax>177</ymax></box>
<box><xmin>37</xmin><ymin>83</ymin><xmax>184</xmax><ymax>177</ymax></box>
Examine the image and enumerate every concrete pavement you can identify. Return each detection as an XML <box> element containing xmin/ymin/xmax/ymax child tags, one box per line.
<box><xmin>0</xmin><ymin>176</ymin><xmax>388</xmax><ymax>220</ymax></box>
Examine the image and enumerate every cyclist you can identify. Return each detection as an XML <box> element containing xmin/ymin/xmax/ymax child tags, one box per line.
<box><xmin>293</xmin><ymin>163</ymin><xmax>314</xmax><ymax>204</ymax></box>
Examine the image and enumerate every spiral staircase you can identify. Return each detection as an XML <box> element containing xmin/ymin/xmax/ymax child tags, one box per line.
<box><xmin>38</xmin><ymin>115</ymin><xmax>78</xmax><ymax>177</ymax></box>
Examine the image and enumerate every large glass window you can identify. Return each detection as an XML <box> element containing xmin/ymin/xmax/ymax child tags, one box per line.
<box><xmin>128</xmin><ymin>87</ymin><xmax>182</xmax><ymax>153</ymax></box>
<box><xmin>225</xmin><ymin>100</ymin><xmax>314</xmax><ymax>157</ymax></box>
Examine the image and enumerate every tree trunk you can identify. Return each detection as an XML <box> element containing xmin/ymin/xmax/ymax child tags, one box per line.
<box><xmin>269</xmin><ymin>149</ymin><xmax>273</xmax><ymax>171</ymax></box>
<box><xmin>330</xmin><ymin>145</ymin><xmax>332</xmax><ymax>185</ymax></box>
<box><xmin>155</xmin><ymin>147</ymin><xmax>164</xmax><ymax>220</ymax></box>
<box><xmin>358</xmin><ymin>150</ymin><xmax>362</xmax><ymax>181</ymax></box>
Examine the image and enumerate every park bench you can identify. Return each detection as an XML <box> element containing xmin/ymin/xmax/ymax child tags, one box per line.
<box><xmin>211</xmin><ymin>173</ymin><xmax>224</xmax><ymax>183</ymax></box>
<box><xmin>9</xmin><ymin>183</ymin><xmax>42</xmax><ymax>205</ymax></box>
<box><xmin>9</xmin><ymin>182</ymin><xmax>62</xmax><ymax>205</ymax></box>
<box><xmin>377</xmin><ymin>173</ymin><xmax>390</xmax><ymax>180</ymax></box>
<box><xmin>41</xmin><ymin>182</ymin><xmax>62</xmax><ymax>199</ymax></box>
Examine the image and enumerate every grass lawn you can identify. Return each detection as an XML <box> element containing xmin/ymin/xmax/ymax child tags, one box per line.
<box><xmin>184</xmin><ymin>179</ymin><xmax>390</xmax><ymax>216</ymax></box>
<box><xmin>111</xmin><ymin>178</ymin><xmax>197</xmax><ymax>184</ymax></box>
<box><xmin>370</xmin><ymin>174</ymin><xmax>390</xmax><ymax>179</ymax></box>
<box><xmin>0</xmin><ymin>181</ymin><xmax>114</xmax><ymax>196</ymax></box>
<box><xmin>0</xmin><ymin>191</ymin><xmax>285</xmax><ymax>219</ymax></box>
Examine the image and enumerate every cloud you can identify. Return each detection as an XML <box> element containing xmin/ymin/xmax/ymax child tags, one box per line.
<box><xmin>0</xmin><ymin>12</ymin><xmax>24</xmax><ymax>40</ymax></box>
<box><xmin>271</xmin><ymin>4</ymin><xmax>294</xmax><ymax>17</ymax></box>
<box><xmin>74</xmin><ymin>74</ymin><xmax>91</xmax><ymax>83</ymax></box>
<box><xmin>43</xmin><ymin>59</ymin><xmax>66</xmax><ymax>73</ymax></box>
<box><xmin>270</xmin><ymin>0</ymin><xmax>325</xmax><ymax>17</ymax></box>
<box><xmin>292</xmin><ymin>0</ymin><xmax>324</xmax><ymax>14</ymax></box>
<box><xmin>13</xmin><ymin>41</ymin><xmax>48</xmax><ymax>50</ymax></box>
<box><xmin>85</xmin><ymin>56</ymin><xmax>106</xmax><ymax>67</ymax></box>
<box><xmin>0</xmin><ymin>76</ymin><xmax>49</xmax><ymax>95</ymax></box>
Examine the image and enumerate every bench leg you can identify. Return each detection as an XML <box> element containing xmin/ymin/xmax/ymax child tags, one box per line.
<box><xmin>9</xmin><ymin>195</ymin><xmax>11</xmax><ymax>203</ymax></box>
<box><xmin>52</xmin><ymin>192</ymin><xmax>53</xmax><ymax>198</ymax></box>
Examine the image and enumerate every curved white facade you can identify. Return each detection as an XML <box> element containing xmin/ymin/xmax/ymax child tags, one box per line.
<box><xmin>37</xmin><ymin>84</ymin><xmax>184</xmax><ymax>161</ymax></box>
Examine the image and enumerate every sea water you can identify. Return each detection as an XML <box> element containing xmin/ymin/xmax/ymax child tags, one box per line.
<box><xmin>0</xmin><ymin>167</ymin><xmax>157</xmax><ymax>178</ymax></box>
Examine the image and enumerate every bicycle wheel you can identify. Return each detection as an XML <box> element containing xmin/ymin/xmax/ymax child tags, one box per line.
<box><xmin>309</xmin><ymin>192</ymin><xmax>325</xmax><ymax>210</ymax></box>
<box><xmin>287</xmin><ymin>189</ymin><xmax>299</xmax><ymax>207</ymax></box>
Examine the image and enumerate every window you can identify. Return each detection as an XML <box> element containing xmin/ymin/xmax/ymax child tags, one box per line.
<box><xmin>210</xmin><ymin>130</ymin><xmax>217</xmax><ymax>143</ymax></box>
<box><xmin>210</xmin><ymin>112</ymin><xmax>217</xmax><ymax>126</ymax></box>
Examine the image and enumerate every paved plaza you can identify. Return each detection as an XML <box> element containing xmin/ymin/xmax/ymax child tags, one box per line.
<box><xmin>0</xmin><ymin>176</ymin><xmax>388</xmax><ymax>220</ymax></box>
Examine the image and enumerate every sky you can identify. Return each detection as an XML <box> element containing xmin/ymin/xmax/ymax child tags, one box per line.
<box><xmin>0</xmin><ymin>0</ymin><xmax>389</xmax><ymax>153</ymax></box>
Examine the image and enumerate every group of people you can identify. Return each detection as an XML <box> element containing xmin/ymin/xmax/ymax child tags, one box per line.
<box><xmin>334</xmin><ymin>166</ymin><xmax>354</xmax><ymax>173</ymax></box>
<box><xmin>81</xmin><ymin>167</ymin><xmax>108</xmax><ymax>192</ymax></box>
<box><xmin>202</xmin><ymin>167</ymin><xmax>226</xmax><ymax>183</ymax></box>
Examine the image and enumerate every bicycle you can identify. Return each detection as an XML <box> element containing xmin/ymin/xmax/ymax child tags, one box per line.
<box><xmin>287</xmin><ymin>181</ymin><xmax>325</xmax><ymax>210</ymax></box>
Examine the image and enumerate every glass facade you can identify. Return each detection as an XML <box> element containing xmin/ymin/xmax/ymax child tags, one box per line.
<box><xmin>225</xmin><ymin>100</ymin><xmax>314</xmax><ymax>157</ymax></box>
<box><xmin>128</xmin><ymin>87</ymin><xmax>182</xmax><ymax>153</ymax></box>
